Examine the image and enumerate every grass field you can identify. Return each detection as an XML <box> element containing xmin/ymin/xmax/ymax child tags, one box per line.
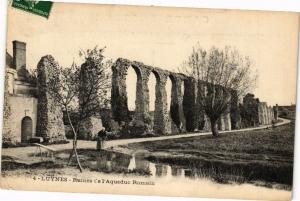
<box><xmin>1</xmin><ymin>121</ymin><xmax>295</xmax><ymax>190</ymax></box>
<box><xmin>121</xmin><ymin>122</ymin><xmax>295</xmax><ymax>189</ymax></box>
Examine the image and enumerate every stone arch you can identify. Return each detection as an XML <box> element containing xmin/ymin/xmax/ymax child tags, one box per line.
<box><xmin>126</xmin><ymin>65</ymin><xmax>141</xmax><ymax>113</ymax></box>
<box><xmin>147</xmin><ymin>70</ymin><xmax>159</xmax><ymax>130</ymax></box>
<box><xmin>111</xmin><ymin>59</ymin><xmax>146</xmax><ymax>123</ymax></box>
<box><xmin>148</xmin><ymin>71</ymin><xmax>158</xmax><ymax>112</ymax></box>
<box><xmin>181</xmin><ymin>81</ymin><xmax>185</xmax><ymax>96</ymax></box>
<box><xmin>21</xmin><ymin>116</ymin><xmax>32</xmax><ymax>143</ymax></box>
<box><xmin>166</xmin><ymin>75</ymin><xmax>173</xmax><ymax>112</ymax></box>
<box><xmin>111</xmin><ymin>58</ymin><xmax>235</xmax><ymax>135</ymax></box>
<box><xmin>152</xmin><ymin>69</ymin><xmax>170</xmax><ymax>134</ymax></box>
<box><xmin>125</xmin><ymin>63</ymin><xmax>152</xmax><ymax>124</ymax></box>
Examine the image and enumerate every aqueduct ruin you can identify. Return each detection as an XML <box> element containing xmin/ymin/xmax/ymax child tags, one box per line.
<box><xmin>33</xmin><ymin>56</ymin><xmax>277</xmax><ymax>141</ymax></box>
<box><xmin>17</xmin><ymin>55</ymin><xmax>278</xmax><ymax>141</ymax></box>
<box><xmin>111</xmin><ymin>58</ymin><xmax>237</xmax><ymax>135</ymax></box>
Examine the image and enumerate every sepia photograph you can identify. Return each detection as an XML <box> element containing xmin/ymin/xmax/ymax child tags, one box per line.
<box><xmin>0</xmin><ymin>1</ymin><xmax>299</xmax><ymax>200</ymax></box>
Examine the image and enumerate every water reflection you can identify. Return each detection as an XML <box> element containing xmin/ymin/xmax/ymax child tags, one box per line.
<box><xmin>85</xmin><ymin>150</ymin><xmax>291</xmax><ymax>190</ymax></box>
<box><xmin>90</xmin><ymin>151</ymin><xmax>198</xmax><ymax>180</ymax></box>
<box><xmin>94</xmin><ymin>151</ymin><xmax>131</xmax><ymax>172</ymax></box>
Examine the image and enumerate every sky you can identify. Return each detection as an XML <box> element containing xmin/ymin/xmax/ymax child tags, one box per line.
<box><xmin>6</xmin><ymin>2</ymin><xmax>299</xmax><ymax>107</ymax></box>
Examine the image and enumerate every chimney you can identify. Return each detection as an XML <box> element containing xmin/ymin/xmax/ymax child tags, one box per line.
<box><xmin>13</xmin><ymin>40</ymin><xmax>26</xmax><ymax>70</ymax></box>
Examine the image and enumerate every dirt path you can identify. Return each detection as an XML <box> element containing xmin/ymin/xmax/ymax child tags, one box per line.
<box><xmin>1</xmin><ymin>118</ymin><xmax>290</xmax><ymax>160</ymax></box>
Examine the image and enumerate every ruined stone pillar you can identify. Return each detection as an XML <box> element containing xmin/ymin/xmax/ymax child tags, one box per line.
<box><xmin>267</xmin><ymin>106</ymin><xmax>271</xmax><ymax>123</ymax></box>
<box><xmin>230</xmin><ymin>90</ymin><xmax>241</xmax><ymax>129</ymax></box>
<box><xmin>274</xmin><ymin>104</ymin><xmax>279</xmax><ymax>121</ymax></box>
<box><xmin>36</xmin><ymin>55</ymin><xmax>66</xmax><ymax>142</ymax></box>
<box><xmin>153</xmin><ymin>72</ymin><xmax>171</xmax><ymax>134</ymax></box>
<box><xmin>269</xmin><ymin>107</ymin><xmax>273</xmax><ymax>122</ymax></box>
<box><xmin>263</xmin><ymin>105</ymin><xmax>267</xmax><ymax>124</ymax></box>
<box><xmin>267</xmin><ymin>106</ymin><xmax>272</xmax><ymax>124</ymax></box>
<box><xmin>135</xmin><ymin>67</ymin><xmax>151</xmax><ymax>122</ymax></box>
<box><xmin>170</xmin><ymin>74</ymin><xmax>186</xmax><ymax>133</ymax></box>
<box><xmin>264</xmin><ymin>104</ymin><xmax>268</xmax><ymax>124</ymax></box>
<box><xmin>264</xmin><ymin>105</ymin><xmax>267</xmax><ymax>124</ymax></box>
<box><xmin>78</xmin><ymin>61</ymin><xmax>104</xmax><ymax>139</ymax></box>
<box><xmin>267</xmin><ymin>107</ymin><xmax>270</xmax><ymax>124</ymax></box>
<box><xmin>182</xmin><ymin>77</ymin><xmax>197</xmax><ymax>132</ymax></box>
<box><xmin>111</xmin><ymin>59</ymin><xmax>130</xmax><ymax>123</ymax></box>
<box><xmin>262</xmin><ymin>103</ymin><xmax>268</xmax><ymax>125</ymax></box>
<box><xmin>258</xmin><ymin>103</ymin><xmax>264</xmax><ymax>125</ymax></box>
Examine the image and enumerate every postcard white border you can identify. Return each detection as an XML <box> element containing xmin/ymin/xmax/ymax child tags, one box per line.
<box><xmin>0</xmin><ymin>1</ymin><xmax>299</xmax><ymax>201</ymax></box>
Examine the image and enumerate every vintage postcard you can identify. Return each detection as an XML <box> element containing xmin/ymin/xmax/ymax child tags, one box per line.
<box><xmin>0</xmin><ymin>1</ymin><xmax>299</xmax><ymax>200</ymax></box>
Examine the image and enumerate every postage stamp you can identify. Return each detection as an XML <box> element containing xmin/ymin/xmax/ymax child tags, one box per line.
<box><xmin>11</xmin><ymin>0</ymin><xmax>53</xmax><ymax>18</ymax></box>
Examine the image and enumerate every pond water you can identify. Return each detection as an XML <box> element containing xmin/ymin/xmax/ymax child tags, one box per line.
<box><xmin>87</xmin><ymin>151</ymin><xmax>199</xmax><ymax>179</ymax></box>
<box><xmin>83</xmin><ymin>149</ymin><xmax>292</xmax><ymax>191</ymax></box>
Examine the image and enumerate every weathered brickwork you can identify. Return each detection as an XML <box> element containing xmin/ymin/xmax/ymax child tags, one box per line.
<box><xmin>242</xmin><ymin>97</ymin><xmax>275</xmax><ymax>127</ymax></box>
<box><xmin>273</xmin><ymin>104</ymin><xmax>279</xmax><ymax>121</ymax></box>
<box><xmin>111</xmin><ymin>58</ymin><xmax>187</xmax><ymax>134</ymax></box>
<box><xmin>230</xmin><ymin>90</ymin><xmax>241</xmax><ymax>129</ymax></box>
<box><xmin>7</xmin><ymin>41</ymin><xmax>277</xmax><ymax>143</ymax></box>
<box><xmin>169</xmin><ymin>74</ymin><xmax>186</xmax><ymax>133</ymax></box>
<box><xmin>111</xmin><ymin>59</ymin><xmax>276</xmax><ymax>135</ymax></box>
<box><xmin>241</xmin><ymin>94</ymin><xmax>260</xmax><ymax>127</ymax></box>
<box><xmin>78</xmin><ymin>116</ymin><xmax>103</xmax><ymax>140</ymax></box>
<box><xmin>112</xmin><ymin>58</ymin><xmax>236</xmax><ymax>135</ymax></box>
<box><xmin>182</xmin><ymin>77</ymin><xmax>197</xmax><ymax>132</ymax></box>
<box><xmin>36</xmin><ymin>55</ymin><xmax>66</xmax><ymax>142</ymax></box>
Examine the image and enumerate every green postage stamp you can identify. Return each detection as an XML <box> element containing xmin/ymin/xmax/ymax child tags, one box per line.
<box><xmin>11</xmin><ymin>0</ymin><xmax>53</xmax><ymax>18</ymax></box>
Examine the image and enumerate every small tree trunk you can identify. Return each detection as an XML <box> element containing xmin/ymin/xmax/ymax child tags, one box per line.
<box><xmin>66</xmin><ymin>108</ymin><xmax>83</xmax><ymax>172</ymax></box>
<box><xmin>210</xmin><ymin>119</ymin><xmax>219</xmax><ymax>137</ymax></box>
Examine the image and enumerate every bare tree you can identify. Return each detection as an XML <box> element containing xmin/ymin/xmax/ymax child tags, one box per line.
<box><xmin>47</xmin><ymin>62</ymin><xmax>83</xmax><ymax>171</ymax></box>
<box><xmin>78</xmin><ymin>46</ymin><xmax>112</xmax><ymax>121</ymax></box>
<box><xmin>181</xmin><ymin>44</ymin><xmax>257</xmax><ymax>136</ymax></box>
<box><xmin>47</xmin><ymin>47</ymin><xmax>111</xmax><ymax>172</ymax></box>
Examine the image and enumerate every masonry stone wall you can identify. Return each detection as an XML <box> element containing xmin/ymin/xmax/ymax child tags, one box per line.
<box><xmin>230</xmin><ymin>90</ymin><xmax>241</xmax><ymax>129</ymax></box>
<box><xmin>15</xmin><ymin>55</ymin><xmax>275</xmax><ymax>141</ymax></box>
<box><xmin>170</xmin><ymin>74</ymin><xmax>186</xmax><ymax>132</ymax></box>
<box><xmin>78</xmin><ymin>116</ymin><xmax>103</xmax><ymax>140</ymax></box>
<box><xmin>111</xmin><ymin>58</ymin><xmax>274</xmax><ymax>136</ymax></box>
<box><xmin>36</xmin><ymin>55</ymin><xmax>66</xmax><ymax>142</ymax></box>
<box><xmin>241</xmin><ymin>94</ymin><xmax>260</xmax><ymax>127</ymax></box>
<box><xmin>273</xmin><ymin>104</ymin><xmax>278</xmax><ymax>121</ymax></box>
<box><xmin>258</xmin><ymin>103</ymin><xmax>265</xmax><ymax>125</ymax></box>
<box><xmin>112</xmin><ymin>58</ymin><xmax>190</xmax><ymax>134</ymax></box>
<box><xmin>182</xmin><ymin>77</ymin><xmax>197</xmax><ymax>132</ymax></box>
<box><xmin>253</xmin><ymin>101</ymin><xmax>276</xmax><ymax>126</ymax></box>
<box><xmin>268</xmin><ymin>106</ymin><xmax>274</xmax><ymax>124</ymax></box>
<box><xmin>262</xmin><ymin>102</ymin><xmax>268</xmax><ymax>124</ymax></box>
<box><xmin>77</xmin><ymin>61</ymin><xmax>106</xmax><ymax>139</ymax></box>
<box><xmin>4</xmin><ymin>95</ymin><xmax>37</xmax><ymax>143</ymax></box>
<box><xmin>111</xmin><ymin>58</ymin><xmax>234</xmax><ymax>135</ymax></box>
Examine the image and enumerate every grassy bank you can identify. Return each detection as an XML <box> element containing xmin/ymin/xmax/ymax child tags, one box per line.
<box><xmin>121</xmin><ymin>122</ymin><xmax>295</xmax><ymax>188</ymax></box>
